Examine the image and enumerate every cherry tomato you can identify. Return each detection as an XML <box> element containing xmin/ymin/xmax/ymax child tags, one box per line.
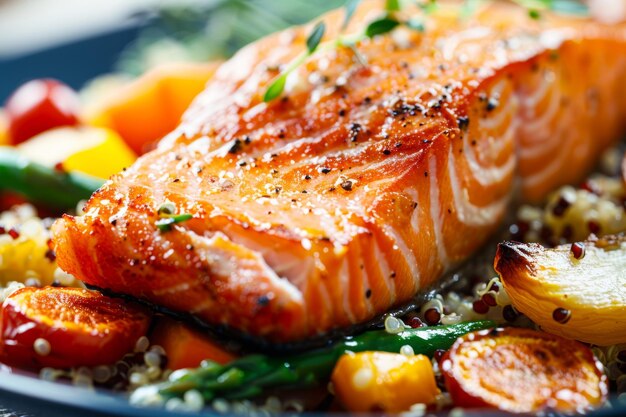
<box><xmin>4</xmin><ymin>79</ymin><xmax>80</xmax><ymax>145</ymax></box>
<box><xmin>0</xmin><ymin>287</ymin><xmax>151</xmax><ymax>370</ymax></box>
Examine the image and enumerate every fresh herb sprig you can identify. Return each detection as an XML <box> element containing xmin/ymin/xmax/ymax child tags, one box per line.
<box><xmin>263</xmin><ymin>0</ymin><xmax>423</xmax><ymax>102</ymax></box>
<box><xmin>156</xmin><ymin>203</ymin><xmax>193</xmax><ymax>232</ymax></box>
<box><xmin>263</xmin><ymin>21</ymin><xmax>327</xmax><ymax>102</ymax></box>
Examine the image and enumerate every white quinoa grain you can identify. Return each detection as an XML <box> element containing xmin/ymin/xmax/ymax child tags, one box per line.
<box><xmin>144</xmin><ymin>351</ymin><xmax>161</xmax><ymax>368</ymax></box>
<box><xmin>134</xmin><ymin>336</ymin><xmax>150</xmax><ymax>353</ymax></box>
<box><xmin>400</xmin><ymin>344</ymin><xmax>415</xmax><ymax>356</ymax></box>
<box><xmin>184</xmin><ymin>389</ymin><xmax>205</xmax><ymax>411</ymax></box>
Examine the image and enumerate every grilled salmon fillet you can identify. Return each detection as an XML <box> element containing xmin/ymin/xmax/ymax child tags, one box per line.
<box><xmin>52</xmin><ymin>1</ymin><xmax>626</xmax><ymax>342</ymax></box>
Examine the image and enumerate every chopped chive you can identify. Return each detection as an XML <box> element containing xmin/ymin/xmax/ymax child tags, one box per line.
<box><xmin>365</xmin><ymin>17</ymin><xmax>400</xmax><ymax>37</ymax></box>
<box><xmin>528</xmin><ymin>8</ymin><xmax>541</xmax><ymax>19</ymax></box>
<box><xmin>156</xmin><ymin>213</ymin><xmax>193</xmax><ymax>232</ymax></box>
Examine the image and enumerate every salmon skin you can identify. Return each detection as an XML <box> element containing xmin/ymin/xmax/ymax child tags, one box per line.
<box><xmin>53</xmin><ymin>1</ymin><xmax>626</xmax><ymax>343</ymax></box>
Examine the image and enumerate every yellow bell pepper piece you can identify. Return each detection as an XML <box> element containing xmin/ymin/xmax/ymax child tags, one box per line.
<box><xmin>84</xmin><ymin>61</ymin><xmax>221</xmax><ymax>155</ymax></box>
<box><xmin>0</xmin><ymin>111</ymin><xmax>8</xmax><ymax>146</ymax></box>
<box><xmin>331</xmin><ymin>351</ymin><xmax>440</xmax><ymax>413</ymax></box>
<box><xmin>17</xmin><ymin>126</ymin><xmax>136</xmax><ymax>179</ymax></box>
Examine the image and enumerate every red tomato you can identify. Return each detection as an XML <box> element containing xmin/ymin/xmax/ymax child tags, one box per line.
<box><xmin>4</xmin><ymin>79</ymin><xmax>80</xmax><ymax>145</ymax></box>
<box><xmin>0</xmin><ymin>287</ymin><xmax>151</xmax><ymax>370</ymax></box>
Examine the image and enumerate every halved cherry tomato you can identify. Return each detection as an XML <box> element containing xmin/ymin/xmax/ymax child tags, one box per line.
<box><xmin>149</xmin><ymin>316</ymin><xmax>236</xmax><ymax>370</ymax></box>
<box><xmin>441</xmin><ymin>327</ymin><xmax>607</xmax><ymax>414</ymax></box>
<box><xmin>5</xmin><ymin>79</ymin><xmax>80</xmax><ymax>145</ymax></box>
<box><xmin>0</xmin><ymin>287</ymin><xmax>151</xmax><ymax>369</ymax></box>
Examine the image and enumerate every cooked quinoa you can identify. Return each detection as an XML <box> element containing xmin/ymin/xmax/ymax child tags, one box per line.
<box><xmin>0</xmin><ymin>204</ymin><xmax>78</xmax><ymax>288</ymax></box>
<box><xmin>0</xmin><ymin>148</ymin><xmax>625</xmax><ymax>410</ymax></box>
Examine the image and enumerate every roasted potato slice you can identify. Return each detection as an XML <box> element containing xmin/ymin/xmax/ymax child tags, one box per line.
<box><xmin>442</xmin><ymin>327</ymin><xmax>607</xmax><ymax>413</ymax></box>
<box><xmin>495</xmin><ymin>235</ymin><xmax>626</xmax><ymax>346</ymax></box>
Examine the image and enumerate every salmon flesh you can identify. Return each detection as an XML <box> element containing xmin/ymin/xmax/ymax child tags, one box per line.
<box><xmin>53</xmin><ymin>1</ymin><xmax>626</xmax><ymax>342</ymax></box>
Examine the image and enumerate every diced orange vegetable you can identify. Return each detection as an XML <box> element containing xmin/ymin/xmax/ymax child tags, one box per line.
<box><xmin>441</xmin><ymin>327</ymin><xmax>607</xmax><ymax>414</ymax></box>
<box><xmin>17</xmin><ymin>126</ymin><xmax>136</xmax><ymax>179</ymax></box>
<box><xmin>331</xmin><ymin>351</ymin><xmax>440</xmax><ymax>413</ymax></box>
<box><xmin>85</xmin><ymin>62</ymin><xmax>221</xmax><ymax>155</ymax></box>
<box><xmin>0</xmin><ymin>111</ymin><xmax>8</xmax><ymax>146</ymax></box>
<box><xmin>149</xmin><ymin>316</ymin><xmax>236</xmax><ymax>370</ymax></box>
<box><xmin>0</xmin><ymin>287</ymin><xmax>151</xmax><ymax>370</ymax></box>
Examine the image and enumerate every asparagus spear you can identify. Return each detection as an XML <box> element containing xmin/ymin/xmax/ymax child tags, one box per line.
<box><xmin>131</xmin><ymin>320</ymin><xmax>495</xmax><ymax>404</ymax></box>
<box><xmin>0</xmin><ymin>147</ymin><xmax>104</xmax><ymax>209</ymax></box>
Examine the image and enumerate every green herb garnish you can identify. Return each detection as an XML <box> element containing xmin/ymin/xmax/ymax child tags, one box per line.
<box><xmin>365</xmin><ymin>17</ymin><xmax>401</xmax><ymax>37</ymax></box>
<box><xmin>156</xmin><ymin>213</ymin><xmax>193</xmax><ymax>232</ymax></box>
<box><xmin>263</xmin><ymin>21</ymin><xmax>326</xmax><ymax>102</ymax></box>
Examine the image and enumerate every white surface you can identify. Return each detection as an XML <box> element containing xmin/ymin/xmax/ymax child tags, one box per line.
<box><xmin>0</xmin><ymin>0</ymin><xmax>210</xmax><ymax>58</ymax></box>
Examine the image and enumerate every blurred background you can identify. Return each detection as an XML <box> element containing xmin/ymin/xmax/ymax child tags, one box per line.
<box><xmin>0</xmin><ymin>0</ymin><xmax>343</xmax><ymax>101</ymax></box>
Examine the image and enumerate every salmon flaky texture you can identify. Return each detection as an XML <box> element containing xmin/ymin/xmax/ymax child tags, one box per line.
<box><xmin>52</xmin><ymin>1</ymin><xmax>626</xmax><ymax>342</ymax></box>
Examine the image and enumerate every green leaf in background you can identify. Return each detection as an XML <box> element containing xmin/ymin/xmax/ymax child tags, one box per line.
<box><xmin>342</xmin><ymin>0</ymin><xmax>362</xmax><ymax>30</ymax></box>
<box><xmin>306</xmin><ymin>21</ymin><xmax>326</xmax><ymax>54</ymax></box>
<box><xmin>365</xmin><ymin>17</ymin><xmax>400</xmax><ymax>38</ymax></box>
<box><xmin>116</xmin><ymin>0</ymin><xmax>344</xmax><ymax>76</ymax></box>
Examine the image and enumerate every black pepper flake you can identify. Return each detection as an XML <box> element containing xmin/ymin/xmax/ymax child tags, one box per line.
<box><xmin>424</xmin><ymin>171</ymin><xmax>429</xmax><ymax>177</ymax></box>
<box><xmin>186</xmin><ymin>244</ymin><xmax>195</xmax><ymax>251</ymax></box>
<box><xmin>228</xmin><ymin>138</ymin><xmax>243</xmax><ymax>154</ymax></box>
<box><xmin>301</xmin><ymin>190</ymin><xmax>308</xmax><ymax>194</ymax></box>
<box><xmin>570</xmin><ymin>242</ymin><xmax>585</xmax><ymax>260</ymax></box>
<box><xmin>349</xmin><ymin>123</ymin><xmax>362</xmax><ymax>142</ymax></box>
<box><xmin>340</xmin><ymin>180</ymin><xmax>353</xmax><ymax>191</ymax></box>
<box><xmin>382</xmin><ymin>149</ymin><xmax>391</xmax><ymax>155</ymax></box>
<box><xmin>110</xmin><ymin>219</ymin><xmax>118</xmax><ymax>226</ymax></box>
<box><xmin>365</xmin><ymin>289</ymin><xmax>372</xmax><ymax>299</ymax></box>
<box><xmin>422</xmin><ymin>140</ymin><xmax>432</xmax><ymax>144</ymax></box>
<box><xmin>238</xmin><ymin>161</ymin><xmax>247</xmax><ymax>167</ymax></box>
<box><xmin>318</xmin><ymin>167</ymin><xmax>332</xmax><ymax>174</ymax></box>
<box><xmin>552</xmin><ymin>307</ymin><xmax>571</xmax><ymax>324</ymax></box>
<box><xmin>328</xmin><ymin>187</ymin><xmax>336</xmax><ymax>192</ymax></box>
<box><xmin>390</xmin><ymin>271</ymin><xmax>396</xmax><ymax>278</ymax></box>
<box><xmin>244</xmin><ymin>136</ymin><xmax>252</xmax><ymax>144</ymax></box>
<box><xmin>257</xmin><ymin>295</ymin><xmax>270</xmax><ymax>307</ymax></box>
<box><xmin>338</xmin><ymin>109</ymin><xmax>346</xmax><ymax>117</ymax></box>
<box><xmin>172</xmin><ymin>178</ymin><xmax>181</xmax><ymax>183</ymax></box>
<box><xmin>395</xmin><ymin>142</ymin><xmax>402</xmax><ymax>148</ymax></box>
<box><xmin>304</xmin><ymin>174</ymin><xmax>312</xmax><ymax>180</ymax></box>
<box><xmin>486</xmin><ymin>97</ymin><xmax>499</xmax><ymax>111</ymax></box>
<box><xmin>45</xmin><ymin>249</ymin><xmax>56</xmax><ymax>262</ymax></box>
<box><xmin>457</xmin><ymin>116</ymin><xmax>470</xmax><ymax>131</ymax></box>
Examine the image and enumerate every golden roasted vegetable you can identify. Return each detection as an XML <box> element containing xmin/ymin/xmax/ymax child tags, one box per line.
<box><xmin>495</xmin><ymin>235</ymin><xmax>626</xmax><ymax>346</ymax></box>
<box><xmin>331</xmin><ymin>351</ymin><xmax>439</xmax><ymax>412</ymax></box>
<box><xmin>442</xmin><ymin>327</ymin><xmax>607</xmax><ymax>413</ymax></box>
<box><xmin>84</xmin><ymin>62</ymin><xmax>220</xmax><ymax>155</ymax></box>
<box><xmin>0</xmin><ymin>111</ymin><xmax>8</xmax><ymax>146</ymax></box>
<box><xmin>17</xmin><ymin>126</ymin><xmax>136</xmax><ymax>179</ymax></box>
